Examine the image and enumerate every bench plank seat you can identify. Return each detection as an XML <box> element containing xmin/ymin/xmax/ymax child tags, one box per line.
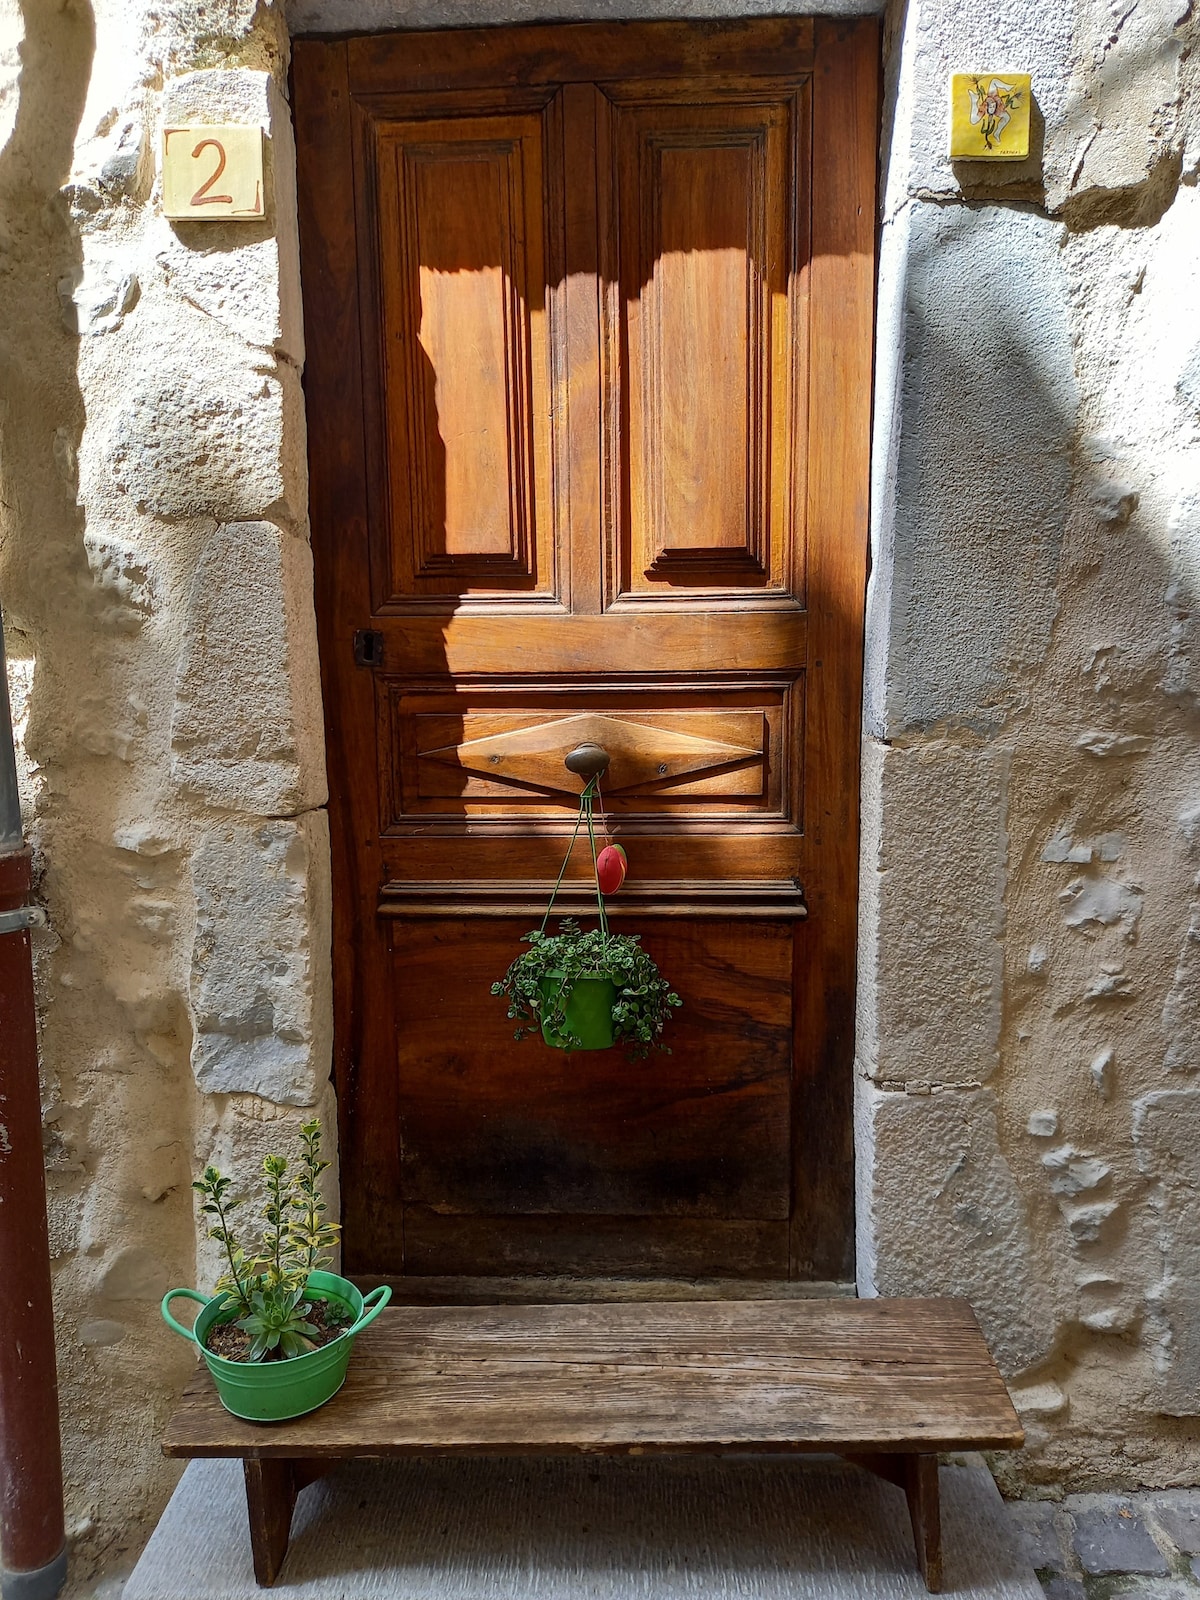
<box><xmin>163</xmin><ymin>1297</ymin><xmax>1022</xmax><ymax>1592</ymax></box>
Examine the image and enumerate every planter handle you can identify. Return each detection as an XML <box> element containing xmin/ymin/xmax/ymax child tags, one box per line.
<box><xmin>161</xmin><ymin>1287</ymin><xmax>211</xmax><ymax>1345</ymax></box>
<box><xmin>345</xmin><ymin>1284</ymin><xmax>391</xmax><ymax>1338</ymax></box>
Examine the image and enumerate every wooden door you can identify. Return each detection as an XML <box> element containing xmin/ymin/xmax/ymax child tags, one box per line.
<box><xmin>293</xmin><ymin>19</ymin><xmax>878</xmax><ymax>1288</ymax></box>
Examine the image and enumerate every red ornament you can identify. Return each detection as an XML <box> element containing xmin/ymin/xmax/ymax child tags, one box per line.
<box><xmin>596</xmin><ymin>843</ymin><xmax>627</xmax><ymax>895</ymax></box>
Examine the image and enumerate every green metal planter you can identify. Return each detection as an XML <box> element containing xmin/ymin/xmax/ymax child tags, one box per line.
<box><xmin>539</xmin><ymin>971</ymin><xmax>617</xmax><ymax>1051</ymax></box>
<box><xmin>161</xmin><ymin>1270</ymin><xmax>390</xmax><ymax>1422</ymax></box>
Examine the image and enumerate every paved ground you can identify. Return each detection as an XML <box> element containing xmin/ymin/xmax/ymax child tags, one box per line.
<box><xmin>125</xmin><ymin>1455</ymin><xmax>1042</xmax><ymax>1599</ymax></box>
<box><xmin>1006</xmin><ymin>1491</ymin><xmax>1200</xmax><ymax>1599</ymax></box>
<box><xmin>75</xmin><ymin>1469</ymin><xmax>1200</xmax><ymax>1600</ymax></box>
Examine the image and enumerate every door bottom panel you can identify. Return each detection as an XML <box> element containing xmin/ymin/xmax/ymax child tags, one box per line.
<box><xmin>353</xmin><ymin>1214</ymin><xmax>790</xmax><ymax>1281</ymax></box>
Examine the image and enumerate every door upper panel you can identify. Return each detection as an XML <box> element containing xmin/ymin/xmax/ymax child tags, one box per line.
<box><xmin>356</xmin><ymin>75</ymin><xmax>811</xmax><ymax>620</ymax></box>
<box><xmin>606</xmin><ymin>88</ymin><xmax>809</xmax><ymax>604</ymax></box>
<box><xmin>361</xmin><ymin>96</ymin><xmax>562</xmax><ymax>610</ymax></box>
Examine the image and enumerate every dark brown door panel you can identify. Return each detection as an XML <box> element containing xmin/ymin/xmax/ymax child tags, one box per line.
<box><xmin>293</xmin><ymin>17</ymin><xmax>878</xmax><ymax>1284</ymax></box>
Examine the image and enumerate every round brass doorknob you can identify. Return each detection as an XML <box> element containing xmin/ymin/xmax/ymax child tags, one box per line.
<box><xmin>564</xmin><ymin>742</ymin><xmax>611</xmax><ymax>781</ymax></box>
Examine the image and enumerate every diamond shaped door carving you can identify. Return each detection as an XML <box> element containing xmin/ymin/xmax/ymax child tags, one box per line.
<box><xmin>423</xmin><ymin>712</ymin><xmax>762</xmax><ymax>794</ymax></box>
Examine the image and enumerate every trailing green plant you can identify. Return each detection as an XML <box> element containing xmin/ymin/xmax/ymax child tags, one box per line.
<box><xmin>192</xmin><ymin>1120</ymin><xmax>344</xmax><ymax>1361</ymax></box>
<box><xmin>492</xmin><ymin>917</ymin><xmax>681</xmax><ymax>1059</ymax></box>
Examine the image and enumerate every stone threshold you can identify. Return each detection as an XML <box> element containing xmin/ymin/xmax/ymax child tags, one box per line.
<box><xmin>125</xmin><ymin>1453</ymin><xmax>1040</xmax><ymax>1599</ymax></box>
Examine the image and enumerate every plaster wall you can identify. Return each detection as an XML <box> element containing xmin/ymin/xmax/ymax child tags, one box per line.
<box><xmin>0</xmin><ymin>0</ymin><xmax>1196</xmax><ymax>1582</ymax></box>
<box><xmin>858</xmin><ymin>0</ymin><xmax>1200</xmax><ymax>1489</ymax></box>
<box><xmin>0</xmin><ymin>0</ymin><xmax>333</xmax><ymax>1578</ymax></box>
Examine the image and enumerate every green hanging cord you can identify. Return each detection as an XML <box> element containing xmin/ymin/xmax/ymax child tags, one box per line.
<box><xmin>583</xmin><ymin>779</ymin><xmax>609</xmax><ymax>941</ymax></box>
<box><xmin>594</xmin><ymin>772</ymin><xmax>609</xmax><ymax>844</ymax></box>
<box><xmin>594</xmin><ymin>771</ymin><xmax>613</xmax><ymax>939</ymax></box>
<box><xmin>539</xmin><ymin>783</ymin><xmax>590</xmax><ymax>936</ymax></box>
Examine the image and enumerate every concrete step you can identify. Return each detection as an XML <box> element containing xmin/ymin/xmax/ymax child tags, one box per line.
<box><xmin>124</xmin><ymin>1453</ymin><xmax>1041</xmax><ymax>1599</ymax></box>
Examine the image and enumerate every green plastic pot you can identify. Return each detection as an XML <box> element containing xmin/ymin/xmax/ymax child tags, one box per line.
<box><xmin>161</xmin><ymin>1270</ymin><xmax>390</xmax><ymax>1422</ymax></box>
<box><xmin>540</xmin><ymin>971</ymin><xmax>617</xmax><ymax>1051</ymax></box>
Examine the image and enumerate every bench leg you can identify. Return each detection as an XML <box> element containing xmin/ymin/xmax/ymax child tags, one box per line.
<box><xmin>839</xmin><ymin>1452</ymin><xmax>943</xmax><ymax>1593</ymax></box>
<box><xmin>903</xmin><ymin>1454</ymin><xmax>943</xmax><ymax>1594</ymax></box>
<box><xmin>243</xmin><ymin>1459</ymin><xmax>330</xmax><ymax>1586</ymax></box>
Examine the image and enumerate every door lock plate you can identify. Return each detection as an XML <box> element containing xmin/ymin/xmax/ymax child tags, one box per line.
<box><xmin>353</xmin><ymin>629</ymin><xmax>384</xmax><ymax>668</ymax></box>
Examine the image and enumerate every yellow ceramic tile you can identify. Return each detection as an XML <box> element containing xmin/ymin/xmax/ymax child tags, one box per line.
<box><xmin>949</xmin><ymin>73</ymin><xmax>1031</xmax><ymax>161</ymax></box>
<box><xmin>162</xmin><ymin>124</ymin><xmax>265</xmax><ymax>220</ymax></box>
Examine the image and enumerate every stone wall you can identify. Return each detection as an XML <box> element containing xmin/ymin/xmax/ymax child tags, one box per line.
<box><xmin>0</xmin><ymin>0</ymin><xmax>1197</xmax><ymax>1581</ymax></box>
<box><xmin>858</xmin><ymin>0</ymin><xmax>1200</xmax><ymax>1490</ymax></box>
<box><xmin>0</xmin><ymin>0</ymin><xmax>331</xmax><ymax>1576</ymax></box>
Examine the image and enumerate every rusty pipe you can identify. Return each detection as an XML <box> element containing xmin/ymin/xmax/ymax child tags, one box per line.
<box><xmin>0</xmin><ymin>615</ymin><xmax>66</xmax><ymax>1600</ymax></box>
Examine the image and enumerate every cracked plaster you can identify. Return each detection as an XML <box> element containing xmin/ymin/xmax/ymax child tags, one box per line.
<box><xmin>860</xmin><ymin>0</ymin><xmax>1200</xmax><ymax>1500</ymax></box>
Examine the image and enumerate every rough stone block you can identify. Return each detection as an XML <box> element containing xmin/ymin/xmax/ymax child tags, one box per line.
<box><xmin>97</xmin><ymin>1247</ymin><xmax>172</xmax><ymax>1302</ymax></box>
<box><xmin>1037</xmin><ymin>1578</ymin><xmax>1085</xmax><ymax>1600</ymax></box>
<box><xmin>1068</xmin><ymin>1500</ymin><xmax>1169</xmax><ymax>1576</ymax></box>
<box><xmin>1041</xmin><ymin>1146</ymin><xmax>1111</xmax><ymax>1198</ymax></box>
<box><xmin>1132</xmin><ymin>1090</ymin><xmax>1200</xmax><ymax>1413</ymax></box>
<box><xmin>189</xmin><ymin>812</ymin><xmax>332</xmax><ymax>1106</ymax></box>
<box><xmin>105</xmin><ymin>302</ymin><xmax>306</xmax><ymax>523</ymax></box>
<box><xmin>1062</xmin><ymin>1199</ymin><xmax>1120</xmax><ymax>1246</ymax></box>
<box><xmin>1083</xmin><ymin>1586</ymin><xmax>1197</xmax><ymax>1600</ymax></box>
<box><xmin>1148</xmin><ymin>1492</ymin><xmax>1200</xmax><ymax>1555</ymax></box>
<box><xmin>1058</xmin><ymin>876</ymin><xmax>1143</xmax><ymax>937</ymax></box>
<box><xmin>58</xmin><ymin>262</ymin><xmax>139</xmax><ymax>336</ymax></box>
<box><xmin>99</xmin><ymin>117</ymin><xmax>151</xmax><ymax>201</ymax></box>
<box><xmin>1005</xmin><ymin>1500</ymin><xmax>1065</xmax><ymax>1572</ymax></box>
<box><xmin>1062</xmin><ymin>25</ymin><xmax>1190</xmax><ymax>220</ymax></box>
<box><xmin>867</xmin><ymin>205</ymin><xmax>1075</xmax><ymax>735</ymax></box>
<box><xmin>172</xmin><ymin>519</ymin><xmax>327</xmax><ymax>815</ymax></box>
<box><xmin>857</xmin><ymin>738</ymin><xmax>1007</xmax><ymax>1085</ymax></box>
<box><xmin>1009</xmin><ymin>1381</ymin><xmax>1067</xmax><ymax>1421</ymax></box>
<box><xmin>854</xmin><ymin>1080</ymin><xmax>1053</xmax><ymax>1374</ymax></box>
<box><xmin>78</xmin><ymin>1319</ymin><xmax>128</xmax><ymax>1348</ymax></box>
<box><xmin>1075</xmin><ymin>1273</ymin><xmax>1136</xmax><ymax>1334</ymax></box>
<box><xmin>146</xmin><ymin>0</ymin><xmax>277</xmax><ymax>65</ymax></box>
<box><xmin>1162</xmin><ymin>893</ymin><xmax>1200</xmax><ymax>1074</ymax></box>
<box><xmin>158</xmin><ymin>71</ymin><xmax>303</xmax><ymax>362</ymax></box>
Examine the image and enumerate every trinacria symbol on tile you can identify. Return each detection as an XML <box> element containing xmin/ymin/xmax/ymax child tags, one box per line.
<box><xmin>949</xmin><ymin>72</ymin><xmax>1032</xmax><ymax>160</ymax></box>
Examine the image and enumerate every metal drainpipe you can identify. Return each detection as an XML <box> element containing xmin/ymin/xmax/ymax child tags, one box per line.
<box><xmin>0</xmin><ymin>613</ymin><xmax>66</xmax><ymax>1600</ymax></box>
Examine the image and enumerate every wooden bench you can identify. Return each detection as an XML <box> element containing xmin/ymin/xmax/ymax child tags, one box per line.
<box><xmin>163</xmin><ymin>1296</ymin><xmax>1022</xmax><ymax>1593</ymax></box>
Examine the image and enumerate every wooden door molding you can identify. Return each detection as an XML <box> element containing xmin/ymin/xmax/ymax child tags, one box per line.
<box><xmin>343</xmin><ymin>19</ymin><xmax>816</xmax><ymax>92</ymax></box>
<box><xmin>792</xmin><ymin>22</ymin><xmax>879</xmax><ymax>1277</ymax></box>
<box><xmin>294</xmin><ymin>18</ymin><xmax>879</xmax><ymax>1287</ymax></box>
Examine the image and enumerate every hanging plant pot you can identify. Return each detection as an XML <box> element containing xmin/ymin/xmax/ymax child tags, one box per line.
<box><xmin>161</xmin><ymin>1271</ymin><xmax>391</xmax><ymax>1423</ymax></box>
<box><xmin>539</xmin><ymin>970</ymin><xmax>618</xmax><ymax>1051</ymax></box>
<box><xmin>491</xmin><ymin>764</ymin><xmax>680</xmax><ymax>1057</ymax></box>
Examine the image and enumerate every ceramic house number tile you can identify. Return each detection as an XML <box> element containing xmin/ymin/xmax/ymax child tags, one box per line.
<box><xmin>162</xmin><ymin>124</ymin><xmax>265</xmax><ymax>219</ymax></box>
<box><xmin>949</xmin><ymin>73</ymin><xmax>1032</xmax><ymax>160</ymax></box>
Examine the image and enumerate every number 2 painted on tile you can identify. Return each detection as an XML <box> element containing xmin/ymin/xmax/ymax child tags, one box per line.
<box><xmin>189</xmin><ymin>138</ymin><xmax>233</xmax><ymax>206</ymax></box>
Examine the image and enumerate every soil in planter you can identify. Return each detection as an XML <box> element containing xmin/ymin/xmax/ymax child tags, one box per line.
<box><xmin>204</xmin><ymin>1296</ymin><xmax>353</xmax><ymax>1362</ymax></box>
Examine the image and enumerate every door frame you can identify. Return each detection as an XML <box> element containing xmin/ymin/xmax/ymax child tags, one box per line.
<box><xmin>292</xmin><ymin>16</ymin><xmax>880</xmax><ymax>1290</ymax></box>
